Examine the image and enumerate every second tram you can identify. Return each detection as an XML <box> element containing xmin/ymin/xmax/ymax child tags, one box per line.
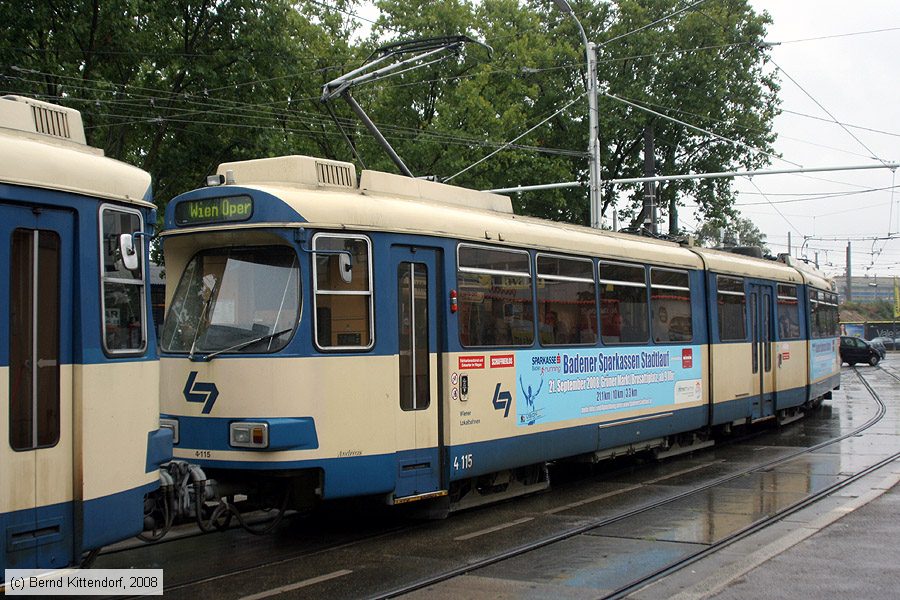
<box><xmin>0</xmin><ymin>96</ymin><xmax>171</xmax><ymax>578</ymax></box>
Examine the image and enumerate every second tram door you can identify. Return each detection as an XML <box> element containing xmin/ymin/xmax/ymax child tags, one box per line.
<box><xmin>391</xmin><ymin>246</ymin><xmax>444</xmax><ymax>499</ymax></box>
<box><xmin>1</xmin><ymin>204</ymin><xmax>74</xmax><ymax>569</ymax></box>
<box><xmin>749</xmin><ymin>283</ymin><xmax>775</xmax><ymax>421</ymax></box>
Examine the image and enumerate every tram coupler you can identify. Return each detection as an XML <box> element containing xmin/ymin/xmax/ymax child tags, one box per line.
<box><xmin>141</xmin><ymin>460</ymin><xmax>221</xmax><ymax>539</ymax></box>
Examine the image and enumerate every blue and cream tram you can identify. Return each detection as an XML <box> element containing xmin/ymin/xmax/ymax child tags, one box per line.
<box><xmin>157</xmin><ymin>155</ymin><xmax>839</xmax><ymax>513</ymax></box>
<box><xmin>0</xmin><ymin>96</ymin><xmax>171</xmax><ymax>577</ymax></box>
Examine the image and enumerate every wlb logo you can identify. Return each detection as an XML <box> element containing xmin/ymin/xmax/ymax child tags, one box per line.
<box><xmin>183</xmin><ymin>371</ymin><xmax>219</xmax><ymax>414</ymax></box>
<box><xmin>492</xmin><ymin>383</ymin><xmax>512</xmax><ymax>418</ymax></box>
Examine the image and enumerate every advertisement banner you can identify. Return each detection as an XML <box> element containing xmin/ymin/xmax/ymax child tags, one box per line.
<box><xmin>810</xmin><ymin>338</ymin><xmax>838</xmax><ymax>380</ymax></box>
<box><xmin>515</xmin><ymin>345</ymin><xmax>703</xmax><ymax>426</ymax></box>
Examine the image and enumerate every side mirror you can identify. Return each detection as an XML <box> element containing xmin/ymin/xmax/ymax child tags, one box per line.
<box><xmin>119</xmin><ymin>233</ymin><xmax>139</xmax><ymax>271</ymax></box>
<box><xmin>339</xmin><ymin>252</ymin><xmax>352</xmax><ymax>284</ymax></box>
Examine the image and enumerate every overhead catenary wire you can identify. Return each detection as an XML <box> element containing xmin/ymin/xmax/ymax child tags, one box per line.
<box><xmin>599</xmin><ymin>0</ymin><xmax>711</xmax><ymax>48</ymax></box>
<box><xmin>4</xmin><ymin>79</ymin><xmax>565</xmax><ymax>156</ymax></box>
<box><xmin>2</xmin><ymin>74</ymin><xmax>588</xmax><ymax>158</ymax></box>
<box><xmin>769</xmin><ymin>57</ymin><xmax>891</xmax><ymax>168</ymax></box>
<box><xmin>444</xmin><ymin>94</ymin><xmax>584</xmax><ymax>183</ymax></box>
<box><xmin>734</xmin><ymin>185</ymin><xmax>900</xmax><ymax>206</ymax></box>
<box><xmin>6</xmin><ymin>23</ymin><xmax>893</xmax><ymax>172</ymax></box>
<box><xmin>604</xmin><ymin>91</ymin><xmax>800</xmax><ymax>167</ymax></box>
<box><xmin>745</xmin><ymin>178</ymin><xmax>802</xmax><ymax>236</ymax></box>
<box><xmin>734</xmin><ymin>185</ymin><xmax>900</xmax><ymax>197</ymax></box>
<box><xmin>5</xmin><ymin>4</ymin><xmax>893</xmax><ymax>258</ymax></box>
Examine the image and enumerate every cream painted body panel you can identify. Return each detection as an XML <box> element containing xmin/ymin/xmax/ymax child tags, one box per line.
<box><xmin>774</xmin><ymin>340</ymin><xmax>808</xmax><ymax>392</ymax></box>
<box><xmin>395</xmin><ymin>354</ymin><xmax>440</xmax><ymax>454</ymax></box>
<box><xmin>711</xmin><ymin>343</ymin><xmax>757</xmax><ymax>402</ymax></box>
<box><xmin>0</xmin><ymin>366</ymin><xmax>73</xmax><ymax>513</ymax></box>
<box><xmin>163</xmin><ymin>345</ymin><xmax>709</xmax><ymax>462</ymax></box>
<box><xmin>0</xmin><ymin>367</ymin><xmax>36</xmax><ymax>513</ymax></box>
<box><xmin>693</xmin><ymin>248</ymin><xmax>803</xmax><ymax>283</ymax></box>
<box><xmin>712</xmin><ymin>341</ymin><xmax>807</xmax><ymax>402</ymax></box>
<box><xmin>163</xmin><ymin>184</ymin><xmax>705</xmax><ymax>272</ymax></box>
<box><xmin>74</xmin><ymin>362</ymin><xmax>159</xmax><ymax>501</ymax></box>
<box><xmin>162</xmin><ymin>355</ymin><xmax>402</xmax><ymax>460</ymax></box>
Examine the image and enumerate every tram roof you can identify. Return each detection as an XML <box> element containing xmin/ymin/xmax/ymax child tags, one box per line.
<box><xmin>202</xmin><ymin>157</ymin><xmax>700</xmax><ymax>269</ymax></box>
<box><xmin>691</xmin><ymin>247</ymin><xmax>805</xmax><ymax>284</ymax></box>
<box><xmin>170</xmin><ymin>154</ymin><xmax>827</xmax><ymax>284</ymax></box>
<box><xmin>0</xmin><ymin>96</ymin><xmax>152</xmax><ymax>207</ymax></box>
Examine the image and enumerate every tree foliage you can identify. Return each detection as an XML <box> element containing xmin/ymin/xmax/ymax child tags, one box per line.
<box><xmin>695</xmin><ymin>214</ymin><xmax>769</xmax><ymax>252</ymax></box>
<box><xmin>1</xmin><ymin>0</ymin><xmax>780</xmax><ymax>232</ymax></box>
<box><xmin>0</xmin><ymin>0</ymin><xmax>356</xmax><ymax>208</ymax></box>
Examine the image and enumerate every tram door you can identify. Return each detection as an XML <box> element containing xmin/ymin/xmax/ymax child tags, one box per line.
<box><xmin>1</xmin><ymin>204</ymin><xmax>74</xmax><ymax>570</ymax></box>
<box><xmin>391</xmin><ymin>246</ymin><xmax>444</xmax><ymax>498</ymax></box>
<box><xmin>749</xmin><ymin>283</ymin><xmax>775</xmax><ymax>421</ymax></box>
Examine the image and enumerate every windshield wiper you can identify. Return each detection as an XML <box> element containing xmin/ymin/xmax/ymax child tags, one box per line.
<box><xmin>200</xmin><ymin>328</ymin><xmax>294</xmax><ymax>361</ymax></box>
<box><xmin>189</xmin><ymin>275</ymin><xmax>219</xmax><ymax>361</ymax></box>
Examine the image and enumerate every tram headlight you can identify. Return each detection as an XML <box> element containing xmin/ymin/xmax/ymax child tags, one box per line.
<box><xmin>230</xmin><ymin>422</ymin><xmax>269</xmax><ymax>449</ymax></box>
<box><xmin>160</xmin><ymin>418</ymin><xmax>179</xmax><ymax>445</ymax></box>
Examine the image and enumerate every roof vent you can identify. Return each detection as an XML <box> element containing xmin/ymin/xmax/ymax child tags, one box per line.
<box><xmin>315</xmin><ymin>160</ymin><xmax>354</xmax><ymax>188</ymax></box>
<box><xmin>216</xmin><ymin>155</ymin><xmax>357</xmax><ymax>189</ymax></box>
<box><xmin>717</xmin><ymin>245</ymin><xmax>764</xmax><ymax>259</ymax></box>
<box><xmin>0</xmin><ymin>96</ymin><xmax>87</xmax><ymax>145</ymax></box>
<box><xmin>31</xmin><ymin>104</ymin><xmax>71</xmax><ymax>139</ymax></box>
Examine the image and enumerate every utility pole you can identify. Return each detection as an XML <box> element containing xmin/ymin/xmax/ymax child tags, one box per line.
<box><xmin>587</xmin><ymin>41</ymin><xmax>602</xmax><ymax>229</ymax></box>
<box><xmin>668</xmin><ymin>185</ymin><xmax>678</xmax><ymax>236</ymax></box>
<box><xmin>787</xmin><ymin>231</ymin><xmax>792</xmax><ymax>256</ymax></box>
<box><xmin>846</xmin><ymin>242</ymin><xmax>852</xmax><ymax>302</ymax></box>
<box><xmin>553</xmin><ymin>0</ymin><xmax>602</xmax><ymax>229</ymax></box>
<box><xmin>643</xmin><ymin>126</ymin><xmax>656</xmax><ymax>235</ymax></box>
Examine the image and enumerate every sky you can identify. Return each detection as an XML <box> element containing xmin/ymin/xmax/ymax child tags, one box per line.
<box><xmin>721</xmin><ymin>1</ymin><xmax>900</xmax><ymax>278</ymax></box>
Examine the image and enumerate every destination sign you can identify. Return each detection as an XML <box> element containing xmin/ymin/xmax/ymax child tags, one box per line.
<box><xmin>174</xmin><ymin>195</ymin><xmax>253</xmax><ymax>226</ymax></box>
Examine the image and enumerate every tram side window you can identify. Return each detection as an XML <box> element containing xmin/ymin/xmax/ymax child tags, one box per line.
<box><xmin>829</xmin><ymin>293</ymin><xmax>839</xmax><ymax>336</ymax></box>
<box><xmin>717</xmin><ymin>275</ymin><xmax>747</xmax><ymax>341</ymax></box>
<box><xmin>808</xmin><ymin>290</ymin><xmax>819</xmax><ymax>337</ymax></box>
<box><xmin>457</xmin><ymin>245</ymin><xmax>534</xmax><ymax>347</ymax></box>
<box><xmin>536</xmin><ymin>254</ymin><xmax>597</xmax><ymax>346</ymax></box>
<box><xmin>313</xmin><ymin>234</ymin><xmax>373</xmax><ymax>350</ymax></box>
<box><xmin>777</xmin><ymin>284</ymin><xmax>801</xmax><ymax>340</ymax></box>
<box><xmin>808</xmin><ymin>289</ymin><xmax>837</xmax><ymax>338</ymax></box>
<box><xmin>650</xmin><ymin>268</ymin><xmax>692</xmax><ymax>343</ymax></box>
<box><xmin>815</xmin><ymin>291</ymin><xmax>839</xmax><ymax>338</ymax></box>
<box><xmin>600</xmin><ymin>262</ymin><xmax>649</xmax><ymax>344</ymax></box>
<box><xmin>101</xmin><ymin>207</ymin><xmax>147</xmax><ymax>354</ymax></box>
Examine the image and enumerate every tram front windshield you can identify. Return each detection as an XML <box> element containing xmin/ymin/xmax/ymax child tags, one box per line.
<box><xmin>161</xmin><ymin>246</ymin><xmax>300</xmax><ymax>355</ymax></box>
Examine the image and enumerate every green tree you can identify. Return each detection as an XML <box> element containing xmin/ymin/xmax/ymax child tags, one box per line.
<box><xmin>1</xmin><ymin>0</ymin><xmax>781</xmax><ymax>235</ymax></box>
<box><xmin>598</xmin><ymin>0</ymin><xmax>779</xmax><ymax>230</ymax></box>
<box><xmin>0</xmin><ymin>0</ymin><xmax>355</xmax><ymax>209</ymax></box>
<box><xmin>354</xmin><ymin>0</ymin><xmax>779</xmax><ymax>228</ymax></box>
<box><xmin>695</xmin><ymin>214</ymin><xmax>769</xmax><ymax>252</ymax></box>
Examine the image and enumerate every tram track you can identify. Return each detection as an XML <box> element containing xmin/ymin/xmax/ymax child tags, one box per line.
<box><xmin>102</xmin><ymin>418</ymin><xmax>778</xmax><ymax>577</ymax></box>
<box><xmin>110</xmin><ymin>425</ymin><xmax>783</xmax><ymax>596</ymax></box>
<box><xmin>607</xmin><ymin>366</ymin><xmax>899</xmax><ymax>599</ymax></box>
<box><xmin>377</xmin><ymin>367</ymin><xmax>896</xmax><ymax>599</ymax></box>
<box><xmin>115</xmin><ymin>368</ymin><xmax>896</xmax><ymax>599</ymax></box>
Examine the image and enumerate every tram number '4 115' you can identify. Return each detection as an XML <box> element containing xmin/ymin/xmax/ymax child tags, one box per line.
<box><xmin>453</xmin><ymin>453</ymin><xmax>473</xmax><ymax>471</ymax></box>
